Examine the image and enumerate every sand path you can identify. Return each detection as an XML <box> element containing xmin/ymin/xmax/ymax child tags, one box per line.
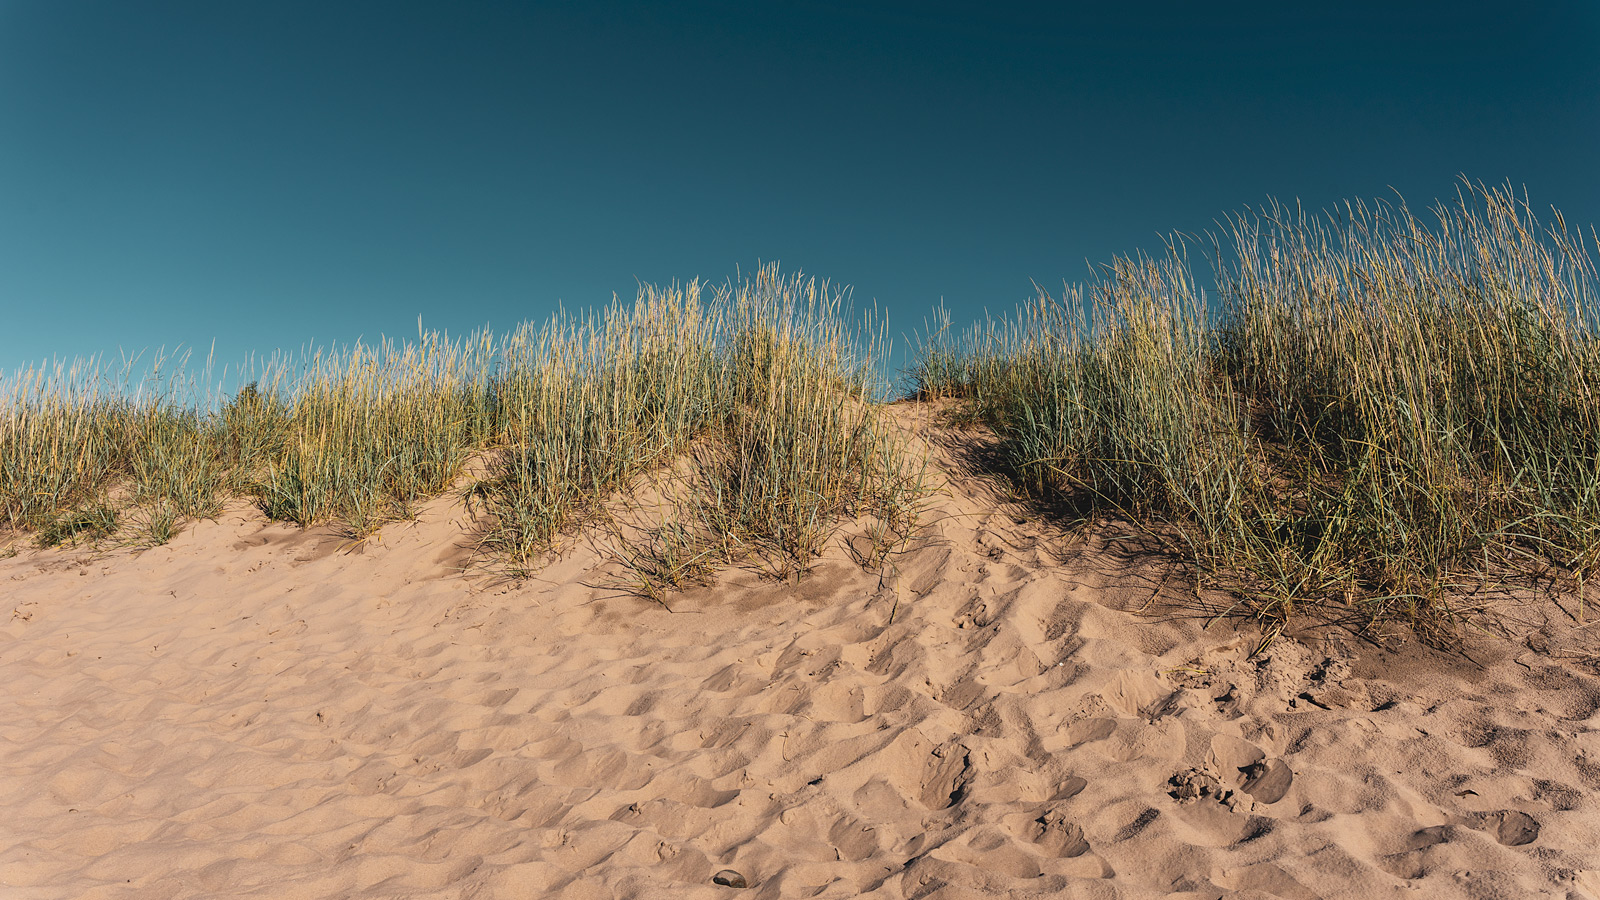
<box><xmin>4</xmin><ymin>408</ymin><xmax>1600</xmax><ymax>898</ymax></box>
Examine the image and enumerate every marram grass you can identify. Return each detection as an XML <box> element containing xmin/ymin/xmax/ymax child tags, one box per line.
<box><xmin>0</xmin><ymin>266</ymin><xmax>923</xmax><ymax>594</ymax></box>
<box><xmin>914</xmin><ymin>182</ymin><xmax>1600</xmax><ymax>638</ymax></box>
<box><xmin>8</xmin><ymin>183</ymin><xmax>1598</xmax><ymax>633</ymax></box>
<box><xmin>472</xmin><ymin>268</ymin><xmax>923</xmax><ymax>589</ymax></box>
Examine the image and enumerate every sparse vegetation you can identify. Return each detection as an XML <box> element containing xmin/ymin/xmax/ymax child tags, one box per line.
<box><xmin>7</xmin><ymin>184</ymin><xmax>1597</xmax><ymax>632</ymax></box>
<box><xmin>473</xmin><ymin>268</ymin><xmax>922</xmax><ymax>590</ymax></box>
<box><xmin>914</xmin><ymin>182</ymin><xmax>1600</xmax><ymax>638</ymax></box>
<box><xmin>0</xmin><ymin>266</ymin><xmax>922</xmax><ymax>593</ymax></box>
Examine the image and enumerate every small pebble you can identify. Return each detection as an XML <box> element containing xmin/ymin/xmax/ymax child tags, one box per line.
<box><xmin>713</xmin><ymin>869</ymin><xmax>748</xmax><ymax>888</ymax></box>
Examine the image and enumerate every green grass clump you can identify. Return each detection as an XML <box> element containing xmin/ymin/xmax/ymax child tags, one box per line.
<box><xmin>470</xmin><ymin>282</ymin><xmax>722</xmax><ymax>568</ymax></box>
<box><xmin>1</xmin><ymin>266</ymin><xmax>921</xmax><ymax>593</ymax></box>
<box><xmin>474</xmin><ymin>267</ymin><xmax>923</xmax><ymax>588</ymax></box>
<box><xmin>1217</xmin><ymin>185</ymin><xmax>1600</xmax><ymax>626</ymax></box>
<box><xmin>665</xmin><ymin>272</ymin><xmax>921</xmax><ymax>581</ymax></box>
<box><xmin>0</xmin><ymin>354</ymin><xmax>229</xmax><ymax>546</ymax></box>
<box><xmin>918</xmin><ymin>182</ymin><xmax>1600</xmax><ymax>637</ymax></box>
<box><xmin>0</xmin><ymin>361</ymin><xmax>126</xmax><ymax>535</ymax></box>
<box><xmin>251</xmin><ymin>332</ymin><xmax>498</xmax><ymax>534</ymax></box>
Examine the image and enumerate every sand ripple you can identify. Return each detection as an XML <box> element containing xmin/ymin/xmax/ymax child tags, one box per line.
<box><xmin>5</xmin><ymin>418</ymin><xmax>1600</xmax><ymax>898</ymax></box>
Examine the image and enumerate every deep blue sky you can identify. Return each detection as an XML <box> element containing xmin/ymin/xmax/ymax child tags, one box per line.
<box><xmin>3</xmin><ymin>1</ymin><xmax>1597</xmax><ymax>379</ymax></box>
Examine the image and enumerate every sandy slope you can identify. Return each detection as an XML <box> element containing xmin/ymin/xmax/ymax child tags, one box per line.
<box><xmin>4</xmin><ymin>407</ymin><xmax>1600</xmax><ymax>899</ymax></box>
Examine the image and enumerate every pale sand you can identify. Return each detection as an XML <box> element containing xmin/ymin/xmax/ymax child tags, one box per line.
<box><xmin>5</xmin><ymin>409</ymin><xmax>1600</xmax><ymax>899</ymax></box>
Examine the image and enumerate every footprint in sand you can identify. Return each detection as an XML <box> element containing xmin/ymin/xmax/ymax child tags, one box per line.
<box><xmin>919</xmin><ymin>740</ymin><xmax>971</xmax><ymax>810</ymax></box>
<box><xmin>1063</xmin><ymin>717</ymin><xmax>1116</xmax><ymax>749</ymax></box>
<box><xmin>1239</xmin><ymin>758</ymin><xmax>1294</xmax><ymax>804</ymax></box>
<box><xmin>1206</xmin><ymin>734</ymin><xmax>1294</xmax><ymax>804</ymax></box>
<box><xmin>1027</xmin><ymin>807</ymin><xmax>1090</xmax><ymax>858</ymax></box>
<box><xmin>1048</xmin><ymin>773</ymin><xmax>1087</xmax><ymax>802</ymax></box>
<box><xmin>1478</xmin><ymin>809</ymin><xmax>1540</xmax><ymax>846</ymax></box>
<box><xmin>1381</xmin><ymin>825</ymin><xmax>1453</xmax><ymax>880</ymax></box>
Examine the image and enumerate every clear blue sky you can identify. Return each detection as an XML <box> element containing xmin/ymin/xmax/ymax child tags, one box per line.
<box><xmin>3</xmin><ymin>1</ymin><xmax>1597</xmax><ymax>378</ymax></box>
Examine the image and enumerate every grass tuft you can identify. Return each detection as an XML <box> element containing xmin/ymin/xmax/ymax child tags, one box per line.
<box><xmin>2</xmin><ymin>266</ymin><xmax>922</xmax><ymax>595</ymax></box>
<box><xmin>917</xmin><ymin>181</ymin><xmax>1600</xmax><ymax>638</ymax></box>
<box><xmin>474</xmin><ymin>266</ymin><xmax>923</xmax><ymax>587</ymax></box>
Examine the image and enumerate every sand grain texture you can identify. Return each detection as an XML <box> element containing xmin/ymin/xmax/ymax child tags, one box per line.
<box><xmin>5</xmin><ymin>410</ymin><xmax>1600</xmax><ymax>899</ymax></box>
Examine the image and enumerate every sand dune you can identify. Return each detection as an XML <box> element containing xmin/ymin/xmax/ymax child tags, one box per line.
<box><xmin>5</xmin><ymin>409</ymin><xmax>1600</xmax><ymax>899</ymax></box>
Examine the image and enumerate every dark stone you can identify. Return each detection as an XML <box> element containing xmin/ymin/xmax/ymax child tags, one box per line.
<box><xmin>713</xmin><ymin>869</ymin><xmax>748</xmax><ymax>888</ymax></box>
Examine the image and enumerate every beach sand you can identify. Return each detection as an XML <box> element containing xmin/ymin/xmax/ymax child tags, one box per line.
<box><xmin>5</xmin><ymin>407</ymin><xmax>1600</xmax><ymax>899</ymax></box>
